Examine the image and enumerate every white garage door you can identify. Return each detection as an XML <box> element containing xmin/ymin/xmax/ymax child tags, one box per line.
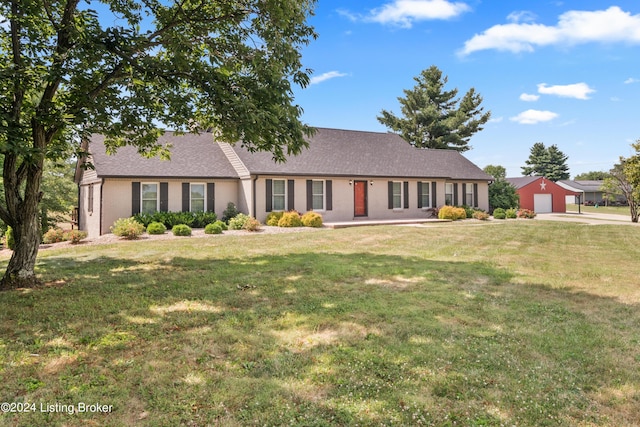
<box><xmin>534</xmin><ymin>194</ymin><xmax>552</xmax><ymax>213</ymax></box>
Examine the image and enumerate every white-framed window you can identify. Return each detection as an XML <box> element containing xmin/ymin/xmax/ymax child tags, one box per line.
<box><xmin>141</xmin><ymin>183</ymin><xmax>159</xmax><ymax>213</ymax></box>
<box><xmin>392</xmin><ymin>181</ymin><xmax>403</xmax><ymax>209</ymax></box>
<box><xmin>465</xmin><ymin>183</ymin><xmax>474</xmax><ymax>207</ymax></box>
<box><xmin>312</xmin><ymin>180</ymin><xmax>325</xmax><ymax>210</ymax></box>
<box><xmin>191</xmin><ymin>183</ymin><xmax>205</xmax><ymax>212</ymax></box>
<box><xmin>273</xmin><ymin>179</ymin><xmax>286</xmax><ymax>211</ymax></box>
<box><xmin>445</xmin><ymin>183</ymin><xmax>454</xmax><ymax>206</ymax></box>
<box><xmin>420</xmin><ymin>181</ymin><xmax>431</xmax><ymax>208</ymax></box>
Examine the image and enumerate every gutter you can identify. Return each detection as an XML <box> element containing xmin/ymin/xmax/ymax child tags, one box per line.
<box><xmin>252</xmin><ymin>175</ymin><xmax>259</xmax><ymax>218</ymax></box>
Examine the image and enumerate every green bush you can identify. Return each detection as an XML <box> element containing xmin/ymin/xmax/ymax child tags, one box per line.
<box><xmin>64</xmin><ymin>230</ymin><xmax>88</xmax><ymax>244</ymax></box>
<box><xmin>133</xmin><ymin>211</ymin><xmax>217</xmax><ymax>229</ymax></box>
<box><xmin>277</xmin><ymin>210</ymin><xmax>303</xmax><ymax>227</ymax></box>
<box><xmin>492</xmin><ymin>208</ymin><xmax>506</xmax><ymax>219</ymax></box>
<box><xmin>438</xmin><ymin>206</ymin><xmax>467</xmax><ymax>221</ymax></box>
<box><xmin>6</xmin><ymin>226</ymin><xmax>15</xmax><ymax>250</ymax></box>
<box><xmin>213</xmin><ymin>220</ymin><xmax>228</xmax><ymax>231</ymax></box>
<box><xmin>242</xmin><ymin>217</ymin><xmax>261</xmax><ymax>232</ymax></box>
<box><xmin>111</xmin><ymin>217</ymin><xmax>145</xmax><ymax>240</ymax></box>
<box><xmin>172</xmin><ymin>224</ymin><xmax>192</xmax><ymax>236</ymax></box>
<box><xmin>147</xmin><ymin>222</ymin><xmax>167</xmax><ymax>235</ymax></box>
<box><xmin>222</xmin><ymin>203</ymin><xmax>240</xmax><ymax>223</ymax></box>
<box><xmin>43</xmin><ymin>228</ymin><xmax>66</xmax><ymax>244</ymax></box>
<box><xmin>462</xmin><ymin>205</ymin><xmax>474</xmax><ymax>218</ymax></box>
<box><xmin>506</xmin><ymin>208</ymin><xmax>518</xmax><ymax>219</ymax></box>
<box><xmin>301</xmin><ymin>211</ymin><xmax>323</xmax><ymax>227</ymax></box>
<box><xmin>204</xmin><ymin>223</ymin><xmax>223</xmax><ymax>234</ymax></box>
<box><xmin>228</xmin><ymin>213</ymin><xmax>250</xmax><ymax>230</ymax></box>
<box><xmin>266</xmin><ymin>211</ymin><xmax>284</xmax><ymax>226</ymax></box>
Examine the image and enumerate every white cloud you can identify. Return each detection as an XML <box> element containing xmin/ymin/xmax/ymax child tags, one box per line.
<box><xmin>460</xmin><ymin>6</ymin><xmax>640</xmax><ymax>55</ymax></box>
<box><xmin>348</xmin><ymin>0</ymin><xmax>471</xmax><ymax>28</ymax></box>
<box><xmin>519</xmin><ymin>93</ymin><xmax>540</xmax><ymax>102</ymax></box>
<box><xmin>537</xmin><ymin>82</ymin><xmax>595</xmax><ymax>100</ymax></box>
<box><xmin>624</xmin><ymin>77</ymin><xmax>639</xmax><ymax>84</ymax></box>
<box><xmin>507</xmin><ymin>11</ymin><xmax>537</xmax><ymax>24</ymax></box>
<box><xmin>489</xmin><ymin>116</ymin><xmax>504</xmax><ymax>123</ymax></box>
<box><xmin>309</xmin><ymin>71</ymin><xmax>348</xmax><ymax>85</ymax></box>
<box><xmin>510</xmin><ymin>109</ymin><xmax>558</xmax><ymax>125</ymax></box>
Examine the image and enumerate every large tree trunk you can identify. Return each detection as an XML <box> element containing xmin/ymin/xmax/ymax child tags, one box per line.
<box><xmin>1</xmin><ymin>210</ymin><xmax>42</xmax><ymax>289</ymax></box>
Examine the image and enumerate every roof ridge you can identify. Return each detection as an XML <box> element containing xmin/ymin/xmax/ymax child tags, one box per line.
<box><xmin>218</xmin><ymin>142</ymin><xmax>251</xmax><ymax>178</ymax></box>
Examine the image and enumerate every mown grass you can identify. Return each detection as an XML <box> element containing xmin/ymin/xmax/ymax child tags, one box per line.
<box><xmin>0</xmin><ymin>221</ymin><xmax>639</xmax><ymax>426</ymax></box>
<box><xmin>566</xmin><ymin>204</ymin><xmax>630</xmax><ymax>216</ymax></box>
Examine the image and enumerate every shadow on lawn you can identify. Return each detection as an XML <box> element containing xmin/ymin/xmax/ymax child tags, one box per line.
<box><xmin>1</xmin><ymin>251</ymin><xmax>639</xmax><ymax>426</ymax></box>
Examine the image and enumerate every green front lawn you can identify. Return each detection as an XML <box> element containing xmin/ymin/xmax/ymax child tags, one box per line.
<box><xmin>1</xmin><ymin>222</ymin><xmax>639</xmax><ymax>426</ymax></box>
<box><xmin>566</xmin><ymin>203</ymin><xmax>631</xmax><ymax>216</ymax></box>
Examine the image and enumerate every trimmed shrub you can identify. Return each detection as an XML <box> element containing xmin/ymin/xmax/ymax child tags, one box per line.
<box><xmin>172</xmin><ymin>224</ymin><xmax>192</xmax><ymax>236</ymax></box>
<box><xmin>438</xmin><ymin>206</ymin><xmax>467</xmax><ymax>221</ymax></box>
<box><xmin>64</xmin><ymin>230</ymin><xmax>88</xmax><ymax>244</ymax></box>
<box><xmin>147</xmin><ymin>222</ymin><xmax>167</xmax><ymax>235</ymax></box>
<box><xmin>213</xmin><ymin>220</ymin><xmax>228</xmax><ymax>231</ymax></box>
<box><xmin>462</xmin><ymin>205</ymin><xmax>474</xmax><ymax>219</ymax></box>
<box><xmin>301</xmin><ymin>211</ymin><xmax>323</xmax><ymax>228</ymax></box>
<box><xmin>43</xmin><ymin>228</ymin><xmax>66</xmax><ymax>244</ymax></box>
<box><xmin>517</xmin><ymin>208</ymin><xmax>537</xmax><ymax>219</ymax></box>
<box><xmin>242</xmin><ymin>217</ymin><xmax>261</xmax><ymax>232</ymax></box>
<box><xmin>6</xmin><ymin>226</ymin><xmax>15</xmax><ymax>250</ymax></box>
<box><xmin>222</xmin><ymin>203</ymin><xmax>240</xmax><ymax>223</ymax></box>
<box><xmin>133</xmin><ymin>211</ymin><xmax>217</xmax><ymax>229</ymax></box>
<box><xmin>472</xmin><ymin>210</ymin><xmax>490</xmax><ymax>220</ymax></box>
<box><xmin>111</xmin><ymin>217</ymin><xmax>145</xmax><ymax>240</ymax></box>
<box><xmin>492</xmin><ymin>208</ymin><xmax>506</xmax><ymax>219</ymax></box>
<box><xmin>278</xmin><ymin>210</ymin><xmax>303</xmax><ymax>227</ymax></box>
<box><xmin>204</xmin><ymin>223</ymin><xmax>223</xmax><ymax>234</ymax></box>
<box><xmin>266</xmin><ymin>211</ymin><xmax>284</xmax><ymax>227</ymax></box>
<box><xmin>228</xmin><ymin>213</ymin><xmax>250</xmax><ymax>230</ymax></box>
<box><xmin>506</xmin><ymin>208</ymin><xmax>518</xmax><ymax>219</ymax></box>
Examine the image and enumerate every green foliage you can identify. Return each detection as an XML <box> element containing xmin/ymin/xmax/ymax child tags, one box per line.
<box><xmin>506</xmin><ymin>208</ymin><xmax>518</xmax><ymax>219</ymax></box>
<box><xmin>377</xmin><ymin>65</ymin><xmax>491</xmax><ymax>152</ymax></box>
<box><xmin>517</xmin><ymin>209</ymin><xmax>537</xmax><ymax>219</ymax></box>
<box><xmin>488</xmin><ymin>180</ymin><xmax>520</xmax><ymax>212</ymax></box>
<box><xmin>133</xmin><ymin>211</ymin><xmax>217</xmax><ymax>229</ymax></box>
<box><xmin>111</xmin><ymin>218</ymin><xmax>145</xmax><ymax>240</ymax></box>
<box><xmin>204</xmin><ymin>223</ymin><xmax>223</xmax><ymax>235</ymax></box>
<box><xmin>483</xmin><ymin>164</ymin><xmax>507</xmax><ymax>180</ymax></box>
<box><xmin>574</xmin><ymin>171</ymin><xmax>610</xmax><ymax>180</ymax></box>
<box><xmin>5</xmin><ymin>227</ymin><xmax>15</xmax><ymax>250</ymax></box>
<box><xmin>462</xmin><ymin>205</ymin><xmax>474</xmax><ymax>218</ymax></box>
<box><xmin>228</xmin><ymin>213</ymin><xmax>251</xmax><ymax>230</ymax></box>
<box><xmin>172</xmin><ymin>224</ymin><xmax>192</xmax><ymax>236</ymax></box>
<box><xmin>438</xmin><ymin>206</ymin><xmax>467</xmax><ymax>220</ymax></box>
<box><xmin>492</xmin><ymin>208</ymin><xmax>506</xmax><ymax>219</ymax></box>
<box><xmin>277</xmin><ymin>211</ymin><xmax>303</xmax><ymax>227</ymax></box>
<box><xmin>242</xmin><ymin>217</ymin><xmax>261</xmax><ymax>232</ymax></box>
<box><xmin>222</xmin><ymin>203</ymin><xmax>241</xmax><ymax>224</ymax></box>
<box><xmin>266</xmin><ymin>211</ymin><xmax>285</xmax><ymax>226</ymax></box>
<box><xmin>522</xmin><ymin>142</ymin><xmax>570</xmax><ymax>181</ymax></box>
<box><xmin>301</xmin><ymin>211</ymin><xmax>323</xmax><ymax>227</ymax></box>
<box><xmin>146</xmin><ymin>222</ymin><xmax>167</xmax><ymax>235</ymax></box>
<box><xmin>213</xmin><ymin>220</ymin><xmax>228</xmax><ymax>231</ymax></box>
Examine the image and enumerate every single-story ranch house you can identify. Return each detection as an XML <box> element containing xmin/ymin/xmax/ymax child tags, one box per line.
<box><xmin>75</xmin><ymin>128</ymin><xmax>492</xmax><ymax>237</ymax></box>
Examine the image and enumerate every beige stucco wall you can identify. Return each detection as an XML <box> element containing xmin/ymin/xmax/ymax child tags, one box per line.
<box><xmin>78</xmin><ymin>182</ymin><xmax>102</xmax><ymax>238</ymax></box>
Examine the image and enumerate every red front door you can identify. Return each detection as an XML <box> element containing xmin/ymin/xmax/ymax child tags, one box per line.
<box><xmin>354</xmin><ymin>181</ymin><xmax>368</xmax><ymax>217</ymax></box>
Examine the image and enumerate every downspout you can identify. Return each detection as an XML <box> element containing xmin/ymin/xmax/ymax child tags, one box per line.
<box><xmin>252</xmin><ymin>175</ymin><xmax>259</xmax><ymax>218</ymax></box>
<box><xmin>99</xmin><ymin>178</ymin><xmax>104</xmax><ymax>236</ymax></box>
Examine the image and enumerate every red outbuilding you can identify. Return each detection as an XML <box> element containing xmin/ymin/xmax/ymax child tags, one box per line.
<box><xmin>506</xmin><ymin>176</ymin><xmax>580</xmax><ymax>213</ymax></box>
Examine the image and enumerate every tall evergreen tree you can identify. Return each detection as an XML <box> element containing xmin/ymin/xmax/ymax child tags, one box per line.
<box><xmin>521</xmin><ymin>143</ymin><xmax>570</xmax><ymax>181</ymax></box>
<box><xmin>377</xmin><ymin>65</ymin><xmax>490</xmax><ymax>152</ymax></box>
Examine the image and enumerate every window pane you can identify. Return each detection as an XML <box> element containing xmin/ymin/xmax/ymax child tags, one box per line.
<box><xmin>273</xmin><ymin>180</ymin><xmax>285</xmax><ymax>195</ymax></box>
<box><xmin>142</xmin><ymin>200</ymin><xmax>157</xmax><ymax>213</ymax></box>
<box><xmin>393</xmin><ymin>182</ymin><xmax>402</xmax><ymax>208</ymax></box>
<box><xmin>191</xmin><ymin>199</ymin><xmax>204</xmax><ymax>212</ymax></box>
<box><xmin>421</xmin><ymin>182</ymin><xmax>430</xmax><ymax>207</ymax></box>
<box><xmin>273</xmin><ymin>195</ymin><xmax>285</xmax><ymax>211</ymax></box>
<box><xmin>312</xmin><ymin>181</ymin><xmax>324</xmax><ymax>210</ymax></box>
<box><xmin>312</xmin><ymin>181</ymin><xmax>323</xmax><ymax>194</ymax></box>
<box><xmin>313</xmin><ymin>195</ymin><xmax>323</xmax><ymax>210</ymax></box>
<box><xmin>191</xmin><ymin>184</ymin><xmax>205</xmax><ymax>199</ymax></box>
<box><xmin>142</xmin><ymin>184</ymin><xmax>157</xmax><ymax>199</ymax></box>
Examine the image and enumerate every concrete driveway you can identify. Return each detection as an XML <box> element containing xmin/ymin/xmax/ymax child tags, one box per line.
<box><xmin>535</xmin><ymin>212</ymin><xmax>639</xmax><ymax>226</ymax></box>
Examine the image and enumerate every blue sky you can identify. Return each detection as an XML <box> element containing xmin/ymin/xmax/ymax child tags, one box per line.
<box><xmin>293</xmin><ymin>1</ymin><xmax>640</xmax><ymax>178</ymax></box>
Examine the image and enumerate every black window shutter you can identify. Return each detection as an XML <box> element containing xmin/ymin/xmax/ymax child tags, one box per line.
<box><xmin>403</xmin><ymin>181</ymin><xmax>409</xmax><ymax>209</ymax></box>
<box><xmin>462</xmin><ymin>183</ymin><xmax>467</xmax><ymax>206</ymax></box>
<box><xmin>326</xmin><ymin>180</ymin><xmax>333</xmax><ymax>211</ymax></box>
<box><xmin>287</xmin><ymin>180</ymin><xmax>295</xmax><ymax>211</ymax></box>
<box><xmin>453</xmin><ymin>183</ymin><xmax>459</xmax><ymax>206</ymax></box>
<box><xmin>306</xmin><ymin>180</ymin><xmax>313</xmax><ymax>211</ymax></box>
<box><xmin>388</xmin><ymin>181</ymin><xmax>393</xmax><ymax>209</ymax></box>
<box><xmin>417</xmin><ymin>182</ymin><xmax>423</xmax><ymax>209</ymax></box>
<box><xmin>182</xmin><ymin>182</ymin><xmax>190</xmax><ymax>212</ymax></box>
<box><xmin>207</xmin><ymin>183</ymin><xmax>215</xmax><ymax>212</ymax></box>
<box><xmin>160</xmin><ymin>182</ymin><xmax>168</xmax><ymax>212</ymax></box>
<box><xmin>131</xmin><ymin>182</ymin><xmax>140</xmax><ymax>215</ymax></box>
<box><xmin>432</xmin><ymin>182</ymin><xmax>437</xmax><ymax>207</ymax></box>
<box><xmin>474</xmin><ymin>183</ymin><xmax>479</xmax><ymax>207</ymax></box>
<box><xmin>265</xmin><ymin>179</ymin><xmax>273</xmax><ymax>212</ymax></box>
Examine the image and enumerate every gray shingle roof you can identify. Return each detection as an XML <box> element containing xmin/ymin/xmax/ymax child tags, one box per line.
<box><xmin>86</xmin><ymin>128</ymin><xmax>492</xmax><ymax>181</ymax></box>
<box><xmin>505</xmin><ymin>176</ymin><xmax>541</xmax><ymax>189</ymax></box>
<box><xmin>558</xmin><ymin>180</ymin><xmax>604</xmax><ymax>192</ymax></box>
<box><xmin>232</xmin><ymin>128</ymin><xmax>492</xmax><ymax>180</ymax></box>
<box><xmin>88</xmin><ymin>132</ymin><xmax>239</xmax><ymax>179</ymax></box>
